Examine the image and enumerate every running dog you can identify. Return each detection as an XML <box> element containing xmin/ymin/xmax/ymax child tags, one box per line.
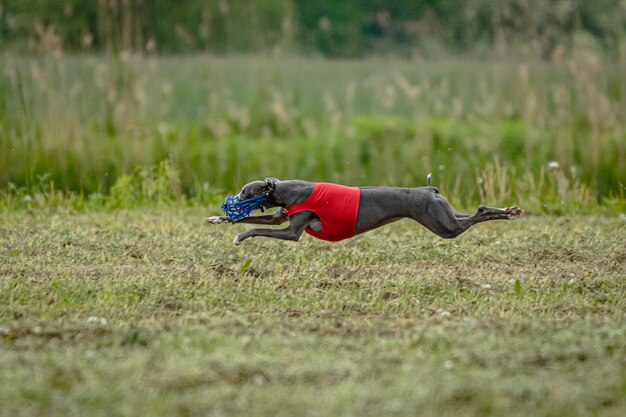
<box><xmin>207</xmin><ymin>177</ymin><xmax>523</xmax><ymax>245</ymax></box>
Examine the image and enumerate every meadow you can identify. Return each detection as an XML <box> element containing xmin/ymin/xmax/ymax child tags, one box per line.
<box><xmin>1</xmin><ymin>52</ymin><xmax>625</xmax><ymax>416</ymax></box>
<box><xmin>1</xmin><ymin>209</ymin><xmax>625</xmax><ymax>417</ymax></box>
<box><xmin>1</xmin><ymin>52</ymin><xmax>625</xmax><ymax>212</ymax></box>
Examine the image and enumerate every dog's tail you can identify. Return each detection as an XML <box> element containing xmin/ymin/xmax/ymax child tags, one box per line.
<box><xmin>426</xmin><ymin>173</ymin><xmax>439</xmax><ymax>192</ymax></box>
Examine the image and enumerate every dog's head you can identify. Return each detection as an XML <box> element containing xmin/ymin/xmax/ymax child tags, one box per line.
<box><xmin>221</xmin><ymin>178</ymin><xmax>280</xmax><ymax>221</ymax></box>
<box><xmin>238</xmin><ymin>177</ymin><xmax>279</xmax><ymax>202</ymax></box>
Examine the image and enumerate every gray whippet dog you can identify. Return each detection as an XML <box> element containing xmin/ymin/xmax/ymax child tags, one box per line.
<box><xmin>206</xmin><ymin>175</ymin><xmax>523</xmax><ymax>245</ymax></box>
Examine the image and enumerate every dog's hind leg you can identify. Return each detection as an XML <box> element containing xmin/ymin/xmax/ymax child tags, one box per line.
<box><xmin>411</xmin><ymin>190</ymin><xmax>523</xmax><ymax>239</ymax></box>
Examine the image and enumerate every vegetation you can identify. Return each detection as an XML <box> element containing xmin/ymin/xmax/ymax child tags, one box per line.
<box><xmin>2</xmin><ymin>0</ymin><xmax>626</xmax><ymax>56</ymax></box>
<box><xmin>1</xmin><ymin>209</ymin><xmax>625</xmax><ymax>416</ymax></box>
<box><xmin>1</xmin><ymin>53</ymin><xmax>625</xmax><ymax>213</ymax></box>
<box><xmin>1</xmin><ymin>3</ymin><xmax>624</xmax><ymax>416</ymax></box>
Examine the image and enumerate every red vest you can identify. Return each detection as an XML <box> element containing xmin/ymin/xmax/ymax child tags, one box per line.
<box><xmin>284</xmin><ymin>183</ymin><xmax>361</xmax><ymax>242</ymax></box>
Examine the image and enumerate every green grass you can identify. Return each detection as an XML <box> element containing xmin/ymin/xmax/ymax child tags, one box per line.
<box><xmin>1</xmin><ymin>51</ymin><xmax>624</xmax><ymax>414</ymax></box>
<box><xmin>1</xmin><ymin>208</ymin><xmax>625</xmax><ymax>416</ymax></box>
<box><xmin>1</xmin><ymin>54</ymin><xmax>625</xmax><ymax>211</ymax></box>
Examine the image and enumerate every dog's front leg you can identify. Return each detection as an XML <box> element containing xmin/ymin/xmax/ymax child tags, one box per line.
<box><xmin>234</xmin><ymin>212</ymin><xmax>315</xmax><ymax>245</ymax></box>
<box><xmin>207</xmin><ymin>210</ymin><xmax>288</xmax><ymax>225</ymax></box>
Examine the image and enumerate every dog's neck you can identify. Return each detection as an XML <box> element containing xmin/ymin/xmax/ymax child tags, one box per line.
<box><xmin>266</xmin><ymin>182</ymin><xmax>306</xmax><ymax>208</ymax></box>
<box><xmin>266</xmin><ymin>183</ymin><xmax>288</xmax><ymax>208</ymax></box>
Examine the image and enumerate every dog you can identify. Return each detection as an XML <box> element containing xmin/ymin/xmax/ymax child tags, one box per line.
<box><xmin>207</xmin><ymin>176</ymin><xmax>523</xmax><ymax>245</ymax></box>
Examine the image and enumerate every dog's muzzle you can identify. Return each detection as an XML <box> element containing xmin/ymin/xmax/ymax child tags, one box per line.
<box><xmin>221</xmin><ymin>194</ymin><xmax>267</xmax><ymax>221</ymax></box>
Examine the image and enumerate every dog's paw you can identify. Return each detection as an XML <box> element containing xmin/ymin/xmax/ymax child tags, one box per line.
<box><xmin>506</xmin><ymin>206</ymin><xmax>524</xmax><ymax>219</ymax></box>
<box><xmin>206</xmin><ymin>216</ymin><xmax>229</xmax><ymax>224</ymax></box>
<box><xmin>233</xmin><ymin>234</ymin><xmax>242</xmax><ymax>246</ymax></box>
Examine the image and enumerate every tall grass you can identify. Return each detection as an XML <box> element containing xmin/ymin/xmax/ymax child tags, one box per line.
<box><xmin>1</xmin><ymin>52</ymin><xmax>625</xmax><ymax>212</ymax></box>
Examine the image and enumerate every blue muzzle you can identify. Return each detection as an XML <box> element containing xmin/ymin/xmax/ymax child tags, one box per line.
<box><xmin>221</xmin><ymin>194</ymin><xmax>268</xmax><ymax>221</ymax></box>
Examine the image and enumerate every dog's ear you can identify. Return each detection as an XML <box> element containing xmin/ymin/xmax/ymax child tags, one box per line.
<box><xmin>263</xmin><ymin>177</ymin><xmax>279</xmax><ymax>193</ymax></box>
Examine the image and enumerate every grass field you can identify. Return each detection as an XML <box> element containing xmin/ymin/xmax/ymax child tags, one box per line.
<box><xmin>1</xmin><ymin>208</ymin><xmax>625</xmax><ymax>417</ymax></box>
<box><xmin>1</xmin><ymin>49</ymin><xmax>625</xmax><ymax>416</ymax></box>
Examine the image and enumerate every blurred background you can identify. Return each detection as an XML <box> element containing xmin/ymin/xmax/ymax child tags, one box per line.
<box><xmin>0</xmin><ymin>0</ymin><xmax>625</xmax><ymax>212</ymax></box>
